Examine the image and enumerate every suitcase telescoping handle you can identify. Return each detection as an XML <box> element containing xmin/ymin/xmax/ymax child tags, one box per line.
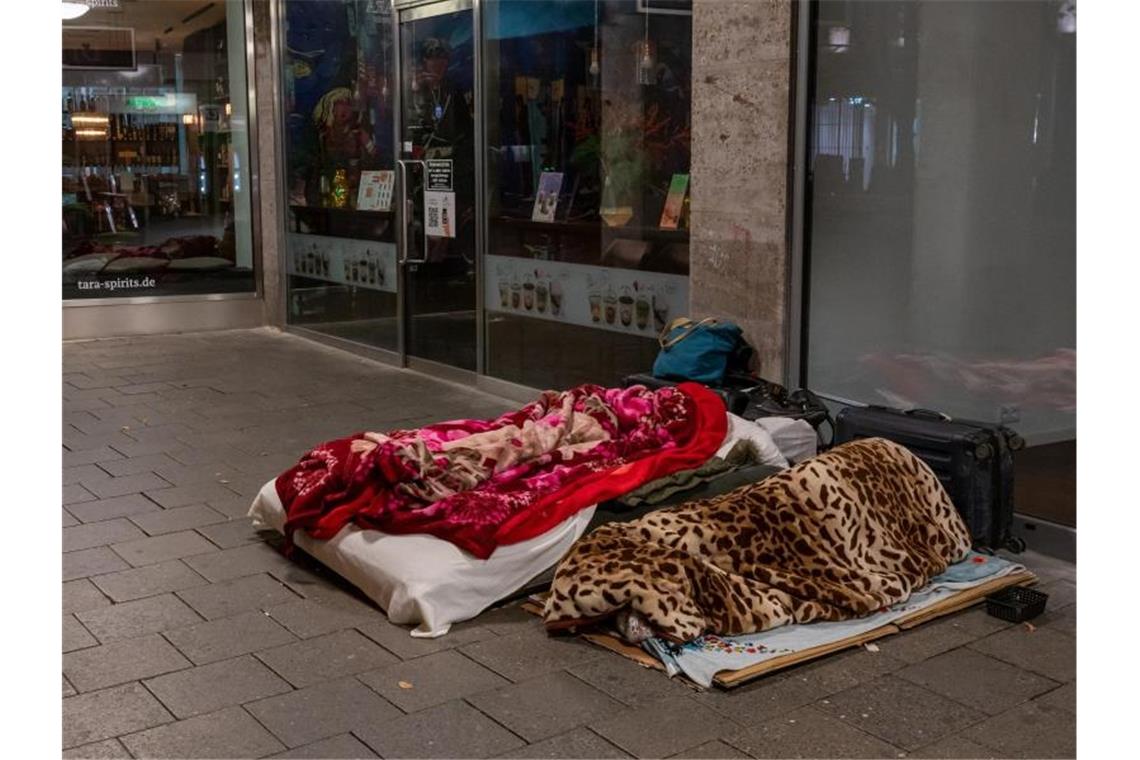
<box><xmin>905</xmin><ymin>408</ymin><xmax>953</xmax><ymax>422</ymax></box>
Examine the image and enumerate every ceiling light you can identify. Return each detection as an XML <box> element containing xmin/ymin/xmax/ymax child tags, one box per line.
<box><xmin>62</xmin><ymin>2</ymin><xmax>90</xmax><ymax>20</ymax></box>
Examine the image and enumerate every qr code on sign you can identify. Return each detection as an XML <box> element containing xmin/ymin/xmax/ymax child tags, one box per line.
<box><xmin>427</xmin><ymin>206</ymin><xmax>440</xmax><ymax>228</ymax></box>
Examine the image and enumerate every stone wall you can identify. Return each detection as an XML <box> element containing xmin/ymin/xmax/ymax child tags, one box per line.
<box><xmin>252</xmin><ymin>0</ymin><xmax>285</xmax><ymax>327</ymax></box>
<box><xmin>689</xmin><ymin>0</ymin><xmax>794</xmax><ymax>379</ymax></box>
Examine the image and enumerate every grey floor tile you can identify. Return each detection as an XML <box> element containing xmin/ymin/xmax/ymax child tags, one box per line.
<box><xmin>897</xmin><ymin>648</ymin><xmax>1058</xmax><ymax>716</ymax></box>
<box><xmin>63</xmin><ymin>682</ymin><xmax>173</xmax><ymax>749</ymax></box>
<box><xmin>723</xmin><ymin>705</ymin><xmax>901</xmax><ymax>759</ymax></box>
<box><xmin>270</xmin><ymin>734</ymin><xmax>379</xmax><ymax>759</ymax></box>
<box><xmin>197</xmin><ymin>516</ymin><xmax>266</xmax><ymax>548</ymax></box>
<box><xmin>164</xmin><ymin>610</ymin><xmax>298</xmax><ymax>665</ymax></box>
<box><xmin>98</xmin><ymin>453</ymin><xmax>181</xmax><ymax>478</ymax></box>
<box><xmin>356</xmin><ymin>618</ymin><xmax>497</xmax><ymax>660</ymax></box>
<box><xmin>567</xmin><ymin>655</ymin><xmax>698</xmax><ymax>708</ymax></box>
<box><xmin>63</xmin><ymin>508</ymin><xmax>80</xmax><ymax>527</ymax></box>
<box><xmin>63</xmin><ymin>579</ymin><xmax>112</xmax><ymax>614</ymax></box>
<box><xmin>1034</xmin><ymin>681</ymin><xmax>1076</xmax><ymax>714</ymax></box>
<box><xmin>76</xmin><ymin>593</ymin><xmax>202</xmax><ymax>643</ymax></box>
<box><xmin>63</xmin><ymin>485</ymin><xmax>98</xmax><ymax>506</ymax></box>
<box><xmin>146</xmin><ymin>482</ymin><xmax>243</xmax><ymax>509</ymax></box>
<box><xmin>359</xmin><ymin>649</ymin><xmax>508</xmax><ymax>713</ymax></box>
<box><xmin>265</xmin><ymin>598</ymin><xmax>382</xmax><ymax>639</ymax></box>
<box><xmin>144</xmin><ymin>655</ymin><xmax>293</xmax><ymax>719</ymax></box>
<box><xmin>64</xmin><ymin>547</ymin><xmax>130</xmax><ymax>582</ymax></box>
<box><xmin>64</xmin><ymin>634</ymin><xmax>191</xmax><ymax>693</ymax></box>
<box><xmin>779</xmin><ymin>647</ymin><xmax>907</xmax><ymax>698</ymax></box>
<box><xmin>64</xmin><ymin>446</ymin><xmax>125</xmax><ymax>468</ymax></box>
<box><xmin>460</xmin><ymin>629</ymin><xmax>604</xmax><ymax>683</ymax></box>
<box><xmin>92</xmin><ymin>559</ymin><xmax>209</xmax><ymax>602</ymax></box>
<box><xmin>185</xmin><ymin>542</ymin><xmax>294</xmax><ymax>582</ymax></box>
<box><xmin>246</xmin><ymin>677</ymin><xmax>402</xmax><ymax>749</ymax></box>
<box><xmin>472</xmin><ymin>601</ymin><xmax>541</xmax><ymax>637</ymax></box>
<box><xmin>590</xmin><ymin>696</ymin><xmax>737</xmax><ymax>759</ymax></box>
<box><xmin>111</xmin><ymin>530</ymin><xmax>218</xmax><ymax>567</ymax></box>
<box><xmin>255</xmin><ymin>628</ymin><xmax>398</xmax><ymax>688</ymax></box>
<box><xmin>177</xmin><ymin>572</ymin><xmax>299</xmax><ymax>620</ymax></box>
<box><xmin>84</xmin><ymin>472</ymin><xmax>171</xmax><ymax>500</ymax></box>
<box><xmin>64</xmin><ymin>674</ymin><xmax>77</xmax><ymax>697</ymax></box>
<box><xmin>355</xmin><ymin>699</ymin><xmax>524</xmax><ymax>759</ymax></box>
<box><xmin>499</xmin><ymin>728</ymin><xmax>631</xmax><ymax>759</ymax></box>
<box><xmin>62</xmin><ymin>738</ymin><xmax>132</xmax><ymax>759</ymax></box>
<box><xmin>968</xmin><ymin>626</ymin><xmax>1076</xmax><ymax>683</ymax></box>
<box><xmin>1041</xmin><ymin>605</ymin><xmax>1076</xmax><ymax>638</ymax></box>
<box><xmin>669</xmin><ymin>739</ymin><xmax>750</xmax><ymax>759</ymax></box>
<box><xmin>693</xmin><ymin>673</ymin><xmax>828</xmax><ymax>726</ymax></box>
<box><xmin>64</xmin><ymin>464</ymin><xmax>111</xmax><ymax>486</ymax></box>
<box><xmin>815</xmin><ymin>675</ymin><xmax>987</xmax><ymax>751</ymax></box>
<box><xmin>64</xmin><ymin>614</ymin><xmax>98</xmax><ymax>653</ymax></box>
<box><xmin>910</xmin><ymin>734</ymin><xmax>1001</xmax><ymax>758</ymax></box>
<box><xmin>129</xmin><ymin>504</ymin><xmax>227</xmax><ymax>536</ymax></box>
<box><xmin>68</xmin><ymin>494</ymin><xmax>162</xmax><ymax>524</ymax></box>
<box><xmin>64</xmin><ymin>518</ymin><xmax>147</xmax><ymax>553</ymax></box>
<box><xmin>121</xmin><ymin>705</ymin><xmax>286</xmax><ymax>759</ymax></box>
<box><xmin>963</xmin><ymin>700</ymin><xmax>1076</xmax><ymax>759</ymax></box>
<box><xmin>876</xmin><ymin>608</ymin><xmax>1009</xmax><ymax>665</ymax></box>
<box><xmin>470</xmin><ymin>670</ymin><xmax>625</xmax><ymax>743</ymax></box>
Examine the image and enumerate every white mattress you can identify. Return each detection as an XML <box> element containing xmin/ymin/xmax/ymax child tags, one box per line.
<box><xmin>249</xmin><ymin>479</ymin><xmax>595</xmax><ymax>637</ymax></box>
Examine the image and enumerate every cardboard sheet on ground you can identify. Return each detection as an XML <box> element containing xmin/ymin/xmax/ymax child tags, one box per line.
<box><xmin>524</xmin><ymin>553</ymin><xmax>1035</xmax><ymax>689</ymax></box>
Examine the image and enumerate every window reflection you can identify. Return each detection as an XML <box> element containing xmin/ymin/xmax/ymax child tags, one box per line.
<box><xmin>62</xmin><ymin>0</ymin><xmax>255</xmax><ymax>299</ymax></box>
<box><xmin>484</xmin><ymin>0</ymin><xmax>693</xmax><ymax>389</ymax></box>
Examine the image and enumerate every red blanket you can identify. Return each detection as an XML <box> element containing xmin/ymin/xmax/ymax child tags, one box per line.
<box><xmin>276</xmin><ymin>383</ymin><xmax>726</xmax><ymax>559</ymax></box>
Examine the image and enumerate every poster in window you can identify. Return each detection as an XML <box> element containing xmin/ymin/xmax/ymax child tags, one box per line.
<box><xmin>659</xmin><ymin>173</ymin><xmax>689</xmax><ymax>229</ymax></box>
<box><xmin>356</xmin><ymin>170</ymin><xmax>394</xmax><ymax>211</ymax></box>
<box><xmin>532</xmin><ymin>172</ymin><xmax>564</xmax><ymax>223</ymax></box>
<box><xmin>424</xmin><ymin>191</ymin><xmax>456</xmax><ymax>238</ymax></box>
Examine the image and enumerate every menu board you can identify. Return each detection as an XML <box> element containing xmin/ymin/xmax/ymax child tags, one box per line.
<box><xmin>485</xmin><ymin>254</ymin><xmax>687</xmax><ymax>337</ymax></box>
<box><xmin>356</xmin><ymin>170</ymin><xmax>395</xmax><ymax>211</ymax></box>
<box><xmin>287</xmin><ymin>233</ymin><xmax>397</xmax><ymax>293</ymax></box>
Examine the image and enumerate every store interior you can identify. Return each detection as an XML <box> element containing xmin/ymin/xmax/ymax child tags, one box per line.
<box><xmin>62</xmin><ymin>0</ymin><xmax>255</xmax><ymax>299</ymax></box>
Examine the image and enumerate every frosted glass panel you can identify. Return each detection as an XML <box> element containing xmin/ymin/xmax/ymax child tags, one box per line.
<box><xmin>805</xmin><ymin>0</ymin><xmax>1075</xmax><ymax>444</ymax></box>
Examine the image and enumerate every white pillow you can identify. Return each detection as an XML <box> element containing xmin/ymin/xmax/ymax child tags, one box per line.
<box><xmin>755</xmin><ymin>417</ymin><xmax>819</xmax><ymax>464</ymax></box>
<box><xmin>248</xmin><ymin>479</ymin><xmax>595</xmax><ymax>638</ymax></box>
<box><xmin>717</xmin><ymin>413</ymin><xmax>788</xmax><ymax>468</ymax></box>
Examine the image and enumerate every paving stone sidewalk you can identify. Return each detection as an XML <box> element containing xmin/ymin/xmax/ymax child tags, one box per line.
<box><xmin>62</xmin><ymin>328</ymin><xmax>1077</xmax><ymax>759</ymax></box>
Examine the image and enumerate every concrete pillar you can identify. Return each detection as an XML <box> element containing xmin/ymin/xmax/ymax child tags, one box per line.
<box><xmin>689</xmin><ymin>0</ymin><xmax>793</xmax><ymax>379</ymax></box>
<box><xmin>252</xmin><ymin>0</ymin><xmax>285</xmax><ymax>327</ymax></box>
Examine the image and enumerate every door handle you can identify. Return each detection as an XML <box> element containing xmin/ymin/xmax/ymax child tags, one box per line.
<box><xmin>396</xmin><ymin>159</ymin><xmax>427</xmax><ymax>265</ymax></box>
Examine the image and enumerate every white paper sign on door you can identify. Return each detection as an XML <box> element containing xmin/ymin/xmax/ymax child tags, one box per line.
<box><xmin>424</xmin><ymin>190</ymin><xmax>456</xmax><ymax>238</ymax></box>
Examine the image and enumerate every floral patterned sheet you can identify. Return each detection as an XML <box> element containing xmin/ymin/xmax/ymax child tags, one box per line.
<box><xmin>642</xmin><ymin>551</ymin><xmax>1023</xmax><ymax>687</ymax></box>
<box><xmin>276</xmin><ymin>382</ymin><xmax>727</xmax><ymax>559</ymax></box>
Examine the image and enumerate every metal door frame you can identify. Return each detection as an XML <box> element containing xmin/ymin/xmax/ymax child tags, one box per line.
<box><xmin>272</xmin><ymin>0</ymin><xmax>529</xmax><ymax>400</ymax></box>
<box><xmin>392</xmin><ymin>0</ymin><xmax>485</xmax><ymax>375</ymax></box>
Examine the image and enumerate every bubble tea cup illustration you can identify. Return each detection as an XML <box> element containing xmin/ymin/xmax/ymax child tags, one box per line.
<box><xmin>619</xmin><ymin>286</ymin><xmax>634</xmax><ymax>327</ymax></box>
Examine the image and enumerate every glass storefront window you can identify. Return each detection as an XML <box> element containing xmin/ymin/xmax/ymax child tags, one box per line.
<box><xmin>803</xmin><ymin>1</ymin><xmax>1076</xmax><ymax>523</ymax></box>
<box><xmin>483</xmin><ymin>0</ymin><xmax>693</xmax><ymax>388</ymax></box>
<box><xmin>62</xmin><ymin>0</ymin><xmax>256</xmax><ymax>299</ymax></box>
<box><xmin>281</xmin><ymin>0</ymin><xmax>399</xmax><ymax>351</ymax></box>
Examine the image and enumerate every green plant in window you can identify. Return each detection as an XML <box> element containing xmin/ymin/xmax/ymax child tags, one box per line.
<box><xmin>571</xmin><ymin>101</ymin><xmax>688</xmax><ymax>226</ymax></box>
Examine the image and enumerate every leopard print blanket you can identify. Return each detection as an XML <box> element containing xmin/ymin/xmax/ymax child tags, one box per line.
<box><xmin>543</xmin><ymin>437</ymin><xmax>973</xmax><ymax>641</ymax></box>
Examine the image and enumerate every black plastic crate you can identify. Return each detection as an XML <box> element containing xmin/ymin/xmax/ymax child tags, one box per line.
<box><xmin>984</xmin><ymin>586</ymin><xmax>1049</xmax><ymax>623</ymax></box>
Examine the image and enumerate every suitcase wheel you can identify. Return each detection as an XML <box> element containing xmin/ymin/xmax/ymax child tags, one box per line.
<box><xmin>1003</xmin><ymin>535</ymin><xmax>1027</xmax><ymax>554</ymax></box>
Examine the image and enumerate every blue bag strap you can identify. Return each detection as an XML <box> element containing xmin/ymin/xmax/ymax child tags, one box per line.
<box><xmin>658</xmin><ymin>317</ymin><xmax>719</xmax><ymax>350</ymax></box>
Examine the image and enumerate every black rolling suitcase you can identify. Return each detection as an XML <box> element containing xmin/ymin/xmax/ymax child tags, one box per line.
<box><xmin>834</xmin><ymin>406</ymin><xmax>1026</xmax><ymax>552</ymax></box>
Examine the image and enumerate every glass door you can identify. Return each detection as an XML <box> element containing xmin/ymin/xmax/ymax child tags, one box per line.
<box><xmin>396</xmin><ymin>0</ymin><xmax>478</xmax><ymax>371</ymax></box>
